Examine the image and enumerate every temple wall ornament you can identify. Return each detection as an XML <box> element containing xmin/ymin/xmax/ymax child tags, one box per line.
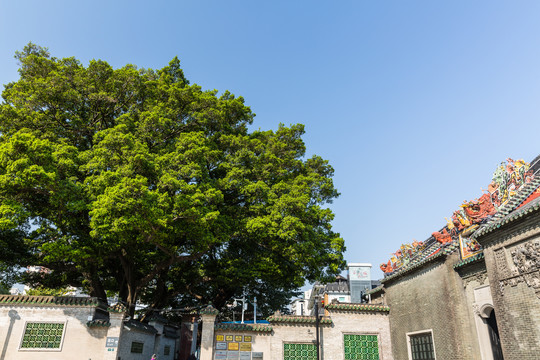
<box><xmin>462</xmin><ymin>271</ymin><xmax>488</xmax><ymax>288</ymax></box>
<box><xmin>494</xmin><ymin>248</ymin><xmax>511</xmax><ymax>279</ymax></box>
<box><xmin>459</xmin><ymin>235</ymin><xmax>482</xmax><ymax>260</ymax></box>
<box><xmin>497</xmin><ymin>240</ymin><xmax>540</xmax><ymax>299</ymax></box>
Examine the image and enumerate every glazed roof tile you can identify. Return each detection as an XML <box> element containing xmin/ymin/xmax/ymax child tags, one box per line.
<box><xmin>365</xmin><ymin>285</ymin><xmax>383</xmax><ymax>296</ymax></box>
<box><xmin>108</xmin><ymin>302</ymin><xmax>127</xmax><ymax>313</ymax></box>
<box><xmin>266</xmin><ymin>314</ymin><xmax>332</xmax><ymax>325</ymax></box>
<box><xmin>86</xmin><ymin>319</ymin><xmax>111</xmax><ymax>327</ymax></box>
<box><xmin>453</xmin><ymin>252</ymin><xmax>485</xmax><ymax>269</ymax></box>
<box><xmin>381</xmin><ymin>241</ymin><xmax>457</xmax><ymax>283</ymax></box>
<box><xmin>382</xmin><ymin>157</ymin><xmax>540</xmax><ymax>281</ymax></box>
<box><xmin>0</xmin><ymin>295</ymin><xmax>103</xmax><ymax>308</ymax></box>
<box><xmin>325</xmin><ymin>303</ymin><xmax>389</xmax><ymax>313</ymax></box>
<box><xmin>471</xmin><ymin>169</ymin><xmax>540</xmax><ymax>239</ymax></box>
<box><xmin>214</xmin><ymin>323</ymin><xmax>273</xmax><ymax>332</ymax></box>
<box><xmin>200</xmin><ymin>304</ymin><xmax>219</xmax><ymax>315</ymax></box>
<box><xmin>473</xmin><ymin>195</ymin><xmax>540</xmax><ymax>238</ymax></box>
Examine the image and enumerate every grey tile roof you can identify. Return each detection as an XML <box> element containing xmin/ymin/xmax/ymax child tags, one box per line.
<box><xmin>325</xmin><ymin>279</ymin><xmax>349</xmax><ymax>293</ymax></box>
<box><xmin>381</xmin><ymin>242</ymin><xmax>457</xmax><ymax>283</ymax></box>
<box><xmin>123</xmin><ymin>320</ymin><xmax>158</xmax><ymax>334</ymax></box>
<box><xmin>325</xmin><ymin>303</ymin><xmax>389</xmax><ymax>313</ymax></box>
<box><xmin>473</xmin><ymin>190</ymin><xmax>540</xmax><ymax>239</ymax></box>
<box><xmin>86</xmin><ymin>319</ymin><xmax>111</xmax><ymax>327</ymax></box>
<box><xmin>383</xmin><ymin>158</ymin><xmax>540</xmax><ymax>281</ymax></box>
<box><xmin>214</xmin><ymin>323</ymin><xmax>273</xmax><ymax>332</ymax></box>
<box><xmin>453</xmin><ymin>252</ymin><xmax>485</xmax><ymax>269</ymax></box>
<box><xmin>267</xmin><ymin>314</ymin><xmax>332</xmax><ymax>325</ymax></box>
<box><xmin>0</xmin><ymin>295</ymin><xmax>104</xmax><ymax>308</ymax></box>
<box><xmin>365</xmin><ymin>285</ymin><xmax>383</xmax><ymax>295</ymax></box>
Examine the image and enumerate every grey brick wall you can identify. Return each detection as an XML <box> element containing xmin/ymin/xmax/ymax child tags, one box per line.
<box><xmin>478</xmin><ymin>210</ymin><xmax>540</xmax><ymax>360</ymax></box>
<box><xmin>384</xmin><ymin>252</ymin><xmax>481</xmax><ymax>360</ymax></box>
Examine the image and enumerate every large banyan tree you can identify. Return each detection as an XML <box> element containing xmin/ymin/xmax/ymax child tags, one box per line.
<box><xmin>0</xmin><ymin>44</ymin><xmax>345</xmax><ymax>316</ymax></box>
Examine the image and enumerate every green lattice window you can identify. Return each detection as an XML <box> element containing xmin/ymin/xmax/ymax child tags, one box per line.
<box><xmin>344</xmin><ymin>334</ymin><xmax>379</xmax><ymax>360</ymax></box>
<box><xmin>164</xmin><ymin>345</ymin><xmax>171</xmax><ymax>355</ymax></box>
<box><xmin>20</xmin><ymin>322</ymin><xmax>65</xmax><ymax>350</ymax></box>
<box><xmin>283</xmin><ymin>343</ymin><xmax>316</xmax><ymax>360</ymax></box>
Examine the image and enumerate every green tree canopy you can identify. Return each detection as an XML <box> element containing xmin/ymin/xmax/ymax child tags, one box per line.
<box><xmin>0</xmin><ymin>43</ymin><xmax>345</xmax><ymax>316</ymax></box>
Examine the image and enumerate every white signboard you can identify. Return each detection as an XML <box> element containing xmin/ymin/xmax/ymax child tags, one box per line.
<box><xmin>215</xmin><ymin>350</ymin><xmax>227</xmax><ymax>360</ymax></box>
<box><xmin>105</xmin><ymin>337</ymin><xmax>119</xmax><ymax>348</ymax></box>
<box><xmin>349</xmin><ymin>266</ymin><xmax>371</xmax><ymax>281</ymax></box>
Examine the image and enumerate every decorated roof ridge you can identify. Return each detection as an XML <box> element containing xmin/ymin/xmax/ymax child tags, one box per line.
<box><xmin>472</xmin><ymin>176</ymin><xmax>540</xmax><ymax>238</ymax></box>
<box><xmin>214</xmin><ymin>323</ymin><xmax>273</xmax><ymax>332</ymax></box>
<box><xmin>453</xmin><ymin>252</ymin><xmax>485</xmax><ymax>270</ymax></box>
<box><xmin>108</xmin><ymin>302</ymin><xmax>127</xmax><ymax>313</ymax></box>
<box><xmin>380</xmin><ymin>237</ymin><xmax>432</xmax><ymax>275</ymax></box>
<box><xmin>516</xmin><ymin>185</ymin><xmax>540</xmax><ymax>210</ymax></box>
<box><xmin>325</xmin><ymin>303</ymin><xmax>389</xmax><ymax>312</ymax></box>
<box><xmin>200</xmin><ymin>304</ymin><xmax>219</xmax><ymax>315</ymax></box>
<box><xmin>86</xmin><ymin>319</ymin><xmax>111</xmax><ymax>327</ymax></box>
<box><xmin>266</xmin><ymin>314</ymin><xmax>332</xmax><ymax>325</ymax></box>
<box><xmin>382</xmin><ymin>157</ymin><xmax>538</xmax><ymax>278</ymax></box>
<box><xmin>473</xmin><ymin>195</ymin><xmax>540</xmax><ymax>239</ymax></box>
<box><xmin>0</xmin><ymin>295</ymin><xmax>102</xmax><ymax>307</ymax></box>
<box><xmin>365</xmin><ymin>285</ymin><xmax>383</xmax><ymax>295</ymax></box>
<box><xmin>479</xmin><ymin>176</ymin><xmax>540</xmax><ymax>227</ymax></box>
<box><xmin>381</xmin><ymin>237</ymin><xmax>457</xmax><ymax>279</ymax></box>
<box><xmin>471</xmin><ymin>160</ymin><xmax>540</xmax><ymax>230</ymax></box>
<box><xmin>123</xmin><ymin>320</ymin><xmax>158</xmax><ymax>334</ymax></box>
<box><xmin>381</xmin><ymin>244</ymin><xmax>452</xmax><ymax>283</ymax></box>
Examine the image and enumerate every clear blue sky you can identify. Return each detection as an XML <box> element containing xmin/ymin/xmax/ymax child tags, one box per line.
<box><xmin>2</xmin><ymin>1</ymin><xmax>540</xmax><ymax>279</ymax></box>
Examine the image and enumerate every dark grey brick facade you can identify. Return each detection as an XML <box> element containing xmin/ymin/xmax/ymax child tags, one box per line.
<box><xmin>383</xmin><ymin>252</ymin><xmax>481</xmax><ymax>360</ymax></box>
<box><xmin>477</xmin><ymin>210</ymin><xmax>540</xmax><ymax>360</ymax></box>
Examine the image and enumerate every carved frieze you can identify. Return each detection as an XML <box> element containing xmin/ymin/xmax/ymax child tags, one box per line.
<box><xmin>498</xmin><ymin>239</ymin><xmax>540</xmax><ymax>299</ymax></box>
<box><xmin>511</xmin><ymin>239</ymin><xmax>540</xmax><ymax>273</ymax></box>
<box><xmin>494</xmin><ymin>248</ymin><xmax>510</xmax><ymax>278</ymax></box>
<box><xmin>462</xmin><ymin>271</ymin><xmax>488</xmax><ymax>288</ymax></box>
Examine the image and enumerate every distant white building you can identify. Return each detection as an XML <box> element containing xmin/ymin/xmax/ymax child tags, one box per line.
<box><xmin>295</xmin><ymin>262</ymin><xmax>379</xmax><ymax>315</ymax></box>
<box><xmin>290</xmin><ymin>289</ymin><xmax>311</xmax><ymax>315</ymax></box>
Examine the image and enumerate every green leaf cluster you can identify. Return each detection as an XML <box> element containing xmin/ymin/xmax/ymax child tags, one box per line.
<box><xmin>0</xmin><ymin>43</ymin><xmax>345</xmax><ymax>315</ymax></box>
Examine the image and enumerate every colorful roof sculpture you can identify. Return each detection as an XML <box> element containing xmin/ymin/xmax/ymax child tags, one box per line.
<box><xmin>381</xmin><ymin>157</ymin><xmax>540</xmax><ymax>277</ymax></box>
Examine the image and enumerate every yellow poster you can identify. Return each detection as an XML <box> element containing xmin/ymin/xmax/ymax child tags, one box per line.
<box><xmin>225</xmin><ymin>335</ymin><xmax>234</xmax><ymax>342</ymax></box>
<box><xmin>244</xmin><ymin>336</ymin><xmax>252</xmax><ymax>342</ymax></box>
<box><xmin>235</xmin><ymin>335</ymin><xmax>243</xmax><ymax>342</ymax></box>
<box><xmin>240</xmin><ymin>343</ymin><xmax>252</xmax><ymax>351</ymax></box>
<box><xmin>216</xmin><ymin>335</ymin><xmax>224</xmax><ymax>341</ymax></box>
<box><xmin>228</xmin><ymin>342</ymin><xmax>239</xmax><ymax>351</ymax></box>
